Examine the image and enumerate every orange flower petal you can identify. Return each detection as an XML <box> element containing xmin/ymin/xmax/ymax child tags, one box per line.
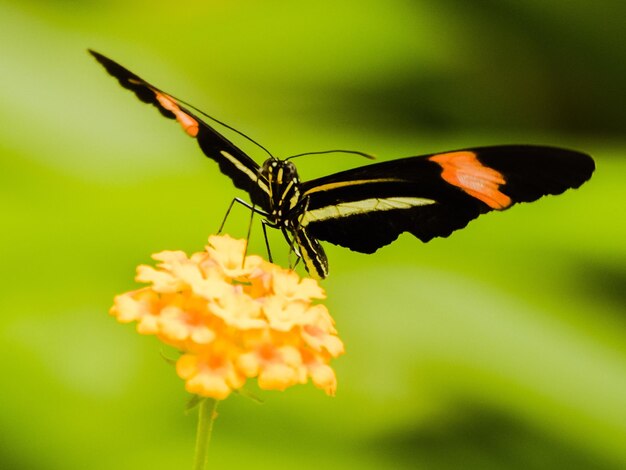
<box><xmin>302</xmin><ymin>324</ymin><xmax>345</xmax><ymax>356</ymax></box>
<box><xmin>271</xmin><ymin>270</ymin><xmax>326</xmax><ymax>301</ymax></box>
<box><xmin>209</xmin><ymin>289</ymin><xmax>265</xmax><ymax>329</ymax></box>
<box><xmin>262</xmin><ymin>297</ymin><xmax>309</xmax><ymax>331</ymax></box>
<box><xmin>136</xmin><ymin>265</ymin><xmax>183</xmax><ymax>293</ymax></box>
<box><xmin>308</xmin><ymin>363</ymin><xmax>337</xmax><ymax>396</ymax></box>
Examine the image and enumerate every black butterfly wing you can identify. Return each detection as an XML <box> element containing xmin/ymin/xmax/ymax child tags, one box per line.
<box><xmin>89</xmin><ymin>50</ymin><xmax>270</xmax><ymax>209</ymax></box>
<box><xmin>299</xmin><ymin>145</ymin><xmax>594</xmax><ymax>254</ymax></box>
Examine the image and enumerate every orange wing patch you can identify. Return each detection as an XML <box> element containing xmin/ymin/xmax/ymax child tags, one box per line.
<box><xmin>154</xmin><ymin>92</ymin><xmax>199</xmax><ymax>137</ymax></box>
<box><xmin>430</xmin><ymin>151</ymin><xmax>512</xmax><ymax>210</ymax></box>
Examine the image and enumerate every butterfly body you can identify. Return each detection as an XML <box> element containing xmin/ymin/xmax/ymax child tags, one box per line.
<box><xmin>90</xmin><ymin>50</ymin><xmax>595</xmax><ymax>279</ymax></box>
<box><xmin>259</xmin><ymin>159</ymin><xmax>302</xmax><ymax>227</ymax></box>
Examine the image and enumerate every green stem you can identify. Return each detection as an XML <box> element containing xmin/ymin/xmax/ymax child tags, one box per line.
<box><xmin>193</xmin><ymin>398</ymin><xmax>218</xmax><ymax>470</ymax></box>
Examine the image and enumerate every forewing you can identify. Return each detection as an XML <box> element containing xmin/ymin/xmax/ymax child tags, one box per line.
<box><xmin>300</xmin><ymin>145</ymin><xmax>594</xmax><ymax>253</ymax></box>
<box><xmin>89</xmin><ymin>50</ymin><xmax>270</xmax><ymax>208</ymax></box>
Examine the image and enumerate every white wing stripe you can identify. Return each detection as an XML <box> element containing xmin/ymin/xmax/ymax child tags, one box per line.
<box><xmin>220</xmin><ymin>151</ymin><xmax>269</xmax><ymax>195</ymax></box>
<box><xmin>301</xmin><ymin>196</ymin><xmax>436</xmax><ymax>225</ymax></box>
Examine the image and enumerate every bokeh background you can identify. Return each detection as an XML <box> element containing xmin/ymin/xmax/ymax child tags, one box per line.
<box><xmin>1</xmin><ymin>1</ymin><xmax>625</xmax><ymax>469</ymax></box>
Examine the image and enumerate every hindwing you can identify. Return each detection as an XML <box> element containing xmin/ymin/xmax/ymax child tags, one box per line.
<box><xmin>299</xmin><ymin>145</ymin><xmax>594</xmax><ymax>254</ymax></box>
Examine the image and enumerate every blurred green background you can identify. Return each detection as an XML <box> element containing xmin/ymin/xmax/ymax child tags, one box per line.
<box><xmin>1</xmin><ymin>1</ymin><xmax>625</xmax><ymax>469</ymax></box>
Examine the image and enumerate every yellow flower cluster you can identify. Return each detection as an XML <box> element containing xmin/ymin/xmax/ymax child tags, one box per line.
<box><xmin>111</xmin><ymin>235</ymin><xmax>344</xmax><ymax>400</ymax></box>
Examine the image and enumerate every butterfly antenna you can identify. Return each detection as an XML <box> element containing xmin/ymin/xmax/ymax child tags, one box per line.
<box><xmin>168</xmin><ymin>93</ymin><xmax>276</xmax><ymax>160</ymax></box>
<box><xmin>285</xmin><ymin>149</ymin><xmax>376</xmax><ymax>161</ymax></box>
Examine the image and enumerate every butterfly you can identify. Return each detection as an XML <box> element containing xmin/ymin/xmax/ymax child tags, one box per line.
<box><xmin>89</xmin><ymin>50</ymin><xmax>595</xmax><ymax>279</ymax></box>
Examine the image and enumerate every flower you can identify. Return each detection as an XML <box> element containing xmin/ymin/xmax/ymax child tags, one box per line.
<box><xmin>110</xmin><ymin>235</ymin><xmax>344</xmax><ymax>400</ymax></box>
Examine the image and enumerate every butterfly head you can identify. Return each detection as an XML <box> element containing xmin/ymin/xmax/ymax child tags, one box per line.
<box><xmin>261</xmin><ymin>158</ymin><xmax>298</xmax><ymax>183</ymax></box>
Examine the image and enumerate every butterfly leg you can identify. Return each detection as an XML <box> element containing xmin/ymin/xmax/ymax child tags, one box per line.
<box><xmin>281</xmin><ymin>226</ymin><xmax>302</xmax><ymax>270</ymax></box>
<box><xmin>217</xmin><ymin>198</ymin><xmax>270</xmax><ymax>268</ymax></box>
<box><xmin>261</xmin><ymin>220</ymin><xmax>274</xmax><ymax>262</ymax></box>
<box><xmin>218</xmin><ymin>197</ymin><xmax>268</xmax><ymax>233</ymax></box>
<box><xmin>241</xmin><ymin>204</ymin><xmax>256</xmax><ymax>265</ymax></box>
<box><xmin>291</xmin><ymin>255</ymin><xmax>302</xmax><ymax>271</ymax></box>
<box><xmin>289</xmin><ymin>200</ymin><xmax>328</xmax><ymax>279</ymax></box>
